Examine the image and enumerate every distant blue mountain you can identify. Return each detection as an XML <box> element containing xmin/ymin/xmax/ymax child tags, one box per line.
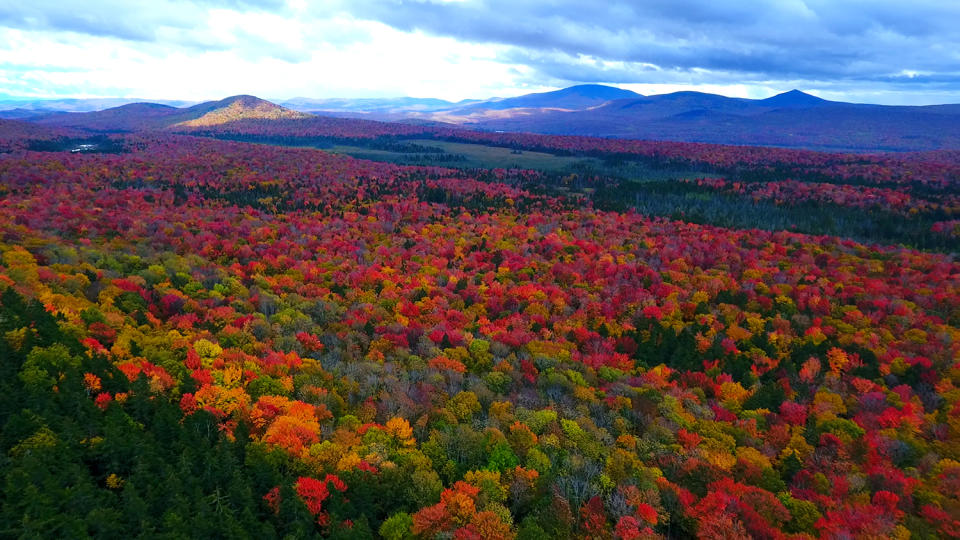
<box><xmin>471</xmin><ymin>88</ymin><xmax>960</xmax><ymax>152</ymax></box>
<box><xmin>0</xmin><ymin>108</ymin><xmax>54</xmax><ymax>119</ymax></box>
<box><xmin>0</xmin><ymin>96</ymin><xmax>197</xmax><ymax>113</ymax></box>
<box><xmin>14</xmin><ymin>85</ymin><xmax>960</xmax><ymax>151</ymax></box>
<box><xmin>759</xmin><ymin>89</ymin><xmax>832</xmax><ymax>107</ymax></box>
<box><xmin>280</xmin><ymin>96</ymin><xmax>468</xmax><ymax>113</ymax></box>
<box><xmin>461</xmin><ymin>84</ymin><xmax>641</xmax><ymax>111</ymax></box>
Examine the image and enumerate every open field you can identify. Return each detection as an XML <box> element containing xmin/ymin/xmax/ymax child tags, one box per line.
<box><xmin>327</xmin><ymin>139</ymin><xmax>718</xmax><ymax>181</ymax></box>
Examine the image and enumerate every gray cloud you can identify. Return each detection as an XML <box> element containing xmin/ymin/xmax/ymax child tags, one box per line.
<box><xmin>0</xmin><ymin>0</ymin><xmax>348</xmax><ymax>65</ymax></box>
<box><xmin>1</xmin><ymin>0</ymin><xmax>958</xmax><ymax>103</ymax></box>
<box><xmin>330</xmin><ymin>0</ymin><xmax>960</xmax><ymax>92</ymax></box>
<box><xmin>0</xmin><ymin>0</ymin><xmax>288</xmax><ymax>43</ymax></box>
<box><xmin>0</xmin><ymin>1</ymin><xmax>197</xmax><ymax>41</ymax></box>
<box><xmin>6</xmin><ymin>0</ymin><xmax>957</xmax><ymax>83</ymax></box>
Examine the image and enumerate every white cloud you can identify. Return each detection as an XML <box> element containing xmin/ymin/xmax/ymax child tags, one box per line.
<box><xmin>0</xmin><ymin>0</ymin><xmax>958</xmax><ymax>104</ymax></box>
<box><xmin>0</xmin><ymin>18</ymin><xmax>535</xmax><ymax>101</ymax></box>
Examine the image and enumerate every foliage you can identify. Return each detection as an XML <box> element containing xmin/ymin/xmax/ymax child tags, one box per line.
<box><xmin>0</xmin><ymin>127</ymin><xmax>958</xmax><ymax>538</ymax></box>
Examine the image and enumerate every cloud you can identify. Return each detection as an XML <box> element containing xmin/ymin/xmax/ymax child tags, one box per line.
<box><xmin>0</xmin><ymin>18</ymin><xmax>527</xmax><ymax>101</ymax></box>
<box><xmin>0</xmin><ymin>0</ymin><xmax>377</xmax><ymax>65</ymax></box>
<box><xmin>332</xmin><ymin>0</ymin><xmax>960</xmax><ymax>88</ymax></box>
<box><xmin>0</xmin><ymin>1</ymin><xmax>298</xmax><ymax>46</ymax></box>
<box><xmin>0</xmin><ymin>0</ymin><xmax>958</xmax><ymax>104</ymax></box>
<box><xmin>0</xmin><ymin>1</ymin><xmax>203</xmax><ymax>41</ymax></box>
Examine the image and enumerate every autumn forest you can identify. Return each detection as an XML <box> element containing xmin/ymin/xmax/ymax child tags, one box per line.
<box><xmin>0</xmin><ymin>107</ymin><xmax>959</xmax><ymax>540</ymax></box>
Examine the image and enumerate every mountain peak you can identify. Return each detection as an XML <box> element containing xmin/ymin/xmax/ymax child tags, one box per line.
<box><xmin>176</xmin><ymin>95</ymin><xmax>311</xmax><ymax>127</ymax></box>
<box><xmin>470</xmin><ymin>84</ymin><xmax>641</xmax><ymax>112</ymax></box>
<box><xmin>113</xmin><ymin>102</ymin><xmax>178</xmax><ymax>112</ymax></box>
<box><xmin>219</xmin><ymin>95</ymin><xmax>272</xmax><ymax>106</ymax></box>
<box><xmin>558</xmin><ymin>84</ymin><xmax>642</xmax><ymax>98</ymax></box>
<box><xmin>762</xmin><ymin>89</ymin><xmax>829</xmax><ymax>107</ymax></box>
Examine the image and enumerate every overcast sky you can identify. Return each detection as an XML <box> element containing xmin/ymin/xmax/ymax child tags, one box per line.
<box><xmin>1</xmin><ymin>0</ymin><xmax>958</xmax><ymax>104</ymax></box>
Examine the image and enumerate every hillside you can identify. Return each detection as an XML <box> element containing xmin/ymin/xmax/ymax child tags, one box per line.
<box><xmin>174</xmin><ymin>95</ymin><xmax>310</xmax><ymax>127</ymax></box>
<box><xmin>458</xmin><ymin>84</ymin><xmax>641</xmax><ymax>112</ymax></box>
<box><xmin>0</xmin><ymin>118</ymin><xmax>85</xmax><ymax>150</ymax></box>
<box><xmin>32</xmin><ymin>95</ymin><xmax>311</xmax><ymax>132</ymax></box>
<box><xmin>33</xmin><ymin>102</ymin><xmax>182</xmax><ymax>131</ymax></box>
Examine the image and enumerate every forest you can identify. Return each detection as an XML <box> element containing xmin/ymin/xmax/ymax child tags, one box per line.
<box><xmin>1</xmin><ymin>126</ymin><xmax>959</xmax><ymax>539</ymax></box>
<box><xmin>185</xmin><ymin>118</ymin><xmax>960</xmax><ymax>252</ymax></box>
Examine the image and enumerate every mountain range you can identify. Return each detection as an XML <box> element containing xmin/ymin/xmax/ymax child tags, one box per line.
<box><xmin>8</xmin><ymin>85</ymin><xmax>960</xmax><ymax>152</ymax></box>
<box><xmin>455</xmin><ymin>87</ymin><xmax>960</xmax><ymax>152</ymax></box>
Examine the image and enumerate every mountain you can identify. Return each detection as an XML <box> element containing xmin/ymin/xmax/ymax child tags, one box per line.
<box><xmin>278</xmin><ymin>85</ymin><xmax>638</xmax><ymax>117</ymax></box>
<box><xmin>455</xmin><ymin>87</ymin><xmax>960</xmax><ymax>152</ymax></box>
<box><xmin>34</xmin><ymin>102</ymin><xmax>182</xmax><ymax>131</ymax></box>
<box><xmin>33</xmin><ymin>95</ymin><xmax>312</xmax><ymax>132</ymax></box>
<box><xmin>0</xmin><ymin>108</ymin><xmax>55</xmax><ymax>120</ymax></box>
<box><xmin>0</xmin><ymin>118</ymin><xmax>85</xmax><ymax>150</ymax></box>
<box><xmin>468</xmin><ymin>92</ymin><xmax>960</xmax><ymax>151</ymax></box>
<box><xmin>16</xmin><ymin>87</ymin><xmax>960</xmax><ymax>151</ymax></box>
<box><xmin>0</xmin><ymin>96</ymin><xmax>196</xmax><ymax>113</ymax></box>
<box><xmin>459</xmin><ymin>84</ymin><xmax>641</xmax><ymax>112</ymax></box>
<box><xmin>597</xmin><ymin>91</ymin><xmax>764</xmax><ymax>120</ymax></box>
<box><xmin>759</xmin><ymin>89</ymin><xmax>832</xmax><ymax>108</ymax></box>
<box><xmin>281</xmin><ymin>96</ymin><xmax>470</xmax><ymax>114</ymax></box>
<box><xmin>173</xmin><ymin>95</ymin><xmax>310</xmax><ymax>127</ymax></box>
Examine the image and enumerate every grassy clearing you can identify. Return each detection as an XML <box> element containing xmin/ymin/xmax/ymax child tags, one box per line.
<box><xmin>328</xmin><ymin>139</ymin><xmax>716</xmax><ymax>181</ymax></box>
<box><xmin>327</xmin><ymin>139</ymin><xmax>589</xmax><ymax>171</ymax></box>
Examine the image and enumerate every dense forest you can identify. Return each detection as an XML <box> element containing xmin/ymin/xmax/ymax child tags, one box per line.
<box><xmin>178</xmin><ymin>116</ymin><xmax>960</xmax><ymax>252</ymax></box>
<box><xmin>0</xmin><ymin>128</ymin><xmax>958</xmax><ymax>538</ymax></box>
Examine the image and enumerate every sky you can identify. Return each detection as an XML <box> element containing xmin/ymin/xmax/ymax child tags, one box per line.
<box><xmin>1</xmin><ymin>0</ymin><xmax>959</xmax><ymax>105</ymax></box>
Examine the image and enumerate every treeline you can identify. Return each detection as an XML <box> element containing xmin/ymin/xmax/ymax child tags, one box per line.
<box><xmin>26</xmin><ymin>135</ymin><xmax>129</xmax><ymax>154</ymax></box>
<box><xmin>593</xmin><ymin>179</ymin><xmax>960</xmax><ymax>252</ymax></box>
